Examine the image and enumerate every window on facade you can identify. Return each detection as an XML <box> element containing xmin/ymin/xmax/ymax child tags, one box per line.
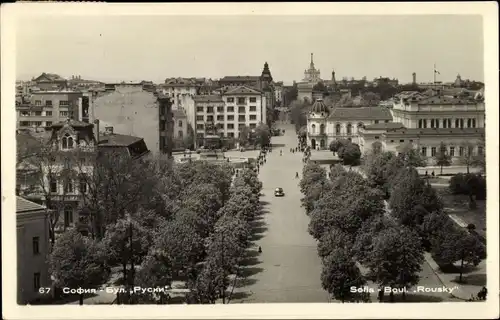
<box><xmin>20</xmin><ymin>121</ymin><xmax>30</xmax><ymax>126</ymax></box>
<box><xmin>227</xmin><ymin>97</ymin><xmax>234</xmax><ymax>103</ymax></box>
<box><xmin>249</xmin><ymin>123</ymin><xmax>257</xmax><ymax>129</ymax></box>
<box><xmin>238</xmin><ymin>106</ymin><xmax>245</xmax><ymax>113</ymax></box>
<box><xmin>217</xmin><ymin>106</ymin><xmax>224</xmax><ymax>113</ymax></box>
<box><xmin>61</xmin><ymin>134</ymin><xmax>74</xmax><ymax>150</ymax></box>
<box><xmin>207</xmin><ymin>115</ymin><xmax>214</xmax><ymax>122</ymax></box>
<box><xmin>421</xmin><ymin>147</ymin><xmax>427</xmax><ymax>156</ymax></box>
<box><xmin>431</xmin><ymin>147</ymin><xmax>436</xmax><ymax>157</ymax></box>
<box><xmin>250</xmin><ymin>115</ymin><xmax>257</xmax><ymax>120</ymax></box>
<box><xmin>64</xmin><ymin>179</ymin><xmax>74</xmax><ymax>193</ymax></box>
<box><xmin>320</xmin><ymin>124</ymin><xmax>325</xmax><ymax>135</ymax></box>
<box><xmin>227</xmin><ymin>124</ymin><xmax>234</xmax><ymax>129</ymax></box>
<box><xmin>196</xmin><ymin>106</ymin><xmax>204</xmax><ymax>112</ymax></box>
<box><xmin>32</xmin><ymin>237</ymin><xmax>40</xmax><ymax>255</ymax></box>
<box><xmin>35</xmin><ymin>100</ymin><xmax>42</xmax><ymax>106</ymax></box>
<box><xmin>390</xmin><ymin>140</ymin><xmax>394</xmax><ymax>143</ymax></box>
<box><xmin>374</xmin><ymin>120</ymin><xmax>379</xmax><ymax>124</ymax></box>
<box><xmin>472</xmin><ymin>119</ymin><xmax>476</xmax><ymax>128</ymax></box>
<box><xmin>50</xmin><ymin>179</ymin><xmax>57</xmax><ymax>193</ymax></box>
<box><xmin>443</xmin><ymin>119</ymin><xmax>447</xmax><ymax>128</ymax></box>
<box><xmin>33</xmin><ymin>273</ymin><xmax>41</xmax><ymax>292</ymax></box>
<box><xmin>207</xmin><ymin>107</ymin><xmax>214</xmax><ymax>113</ymax></box>
<box><xmin>33</xmin><ymin>121</ymin><xmax>42</xmax><ymax>127</ymax></box>
<box><xmin>45</xmin><ymin>111</ymin><xmax>52</xmax><ymax>116</ymax></box>
<box><xmin>237</xmin><ymin>97</ymin><xmax>246</xmax><ymax>104</ymax></box>
<box><xmin>375</xmin><ymin>136</ymin><xmax>380</xmax><ymax>140</ymax></box>
<box><xmin>250</xmin><ymin>106</ymin><xmax>257</xmax><ymax>112</ymax></box>
<box><xmin>447</xmin><ymin>119</ymin><xmax>451</xmax><ymax>128</ymax></box>
<box><xmin>455</xmin><ymin>119</ymin><xmax>460</xmax><ymax>128</ymax></box>
<box><xmin>227</xmin><ymin>106</ymin><xmax>234</xmax><ymax>112</ymax></box>
<box><xmin>400</xmin><ymin>140</ymin><xmax>404</xmax><ymax>143</ymax></box>
<box><xmin>478</xmin><ymin>146</ymin><xmax>483</xmax><ymax>155</ymax></box>
<box><xmin>435</xmin><ymin>119</ymin><xmax>440</xmax><ymax>128</ymax></box>
<box><xmin>59</xmin><ymin>100</ymin><xmax>69</xmax><ymax>106</ymax></box>
<box><xmin>217</xmin><ymin>115</ymin><xmax>224</xmax><ymax>121</ymax></box>
<box><xmin>467</xmin><ymin>119</ymin><xmax>472</xmax><ymax>128</ymax></box>
<box><xmin>227</xmin><ymin>115</ymin><xmax>234</xmax><ymax>121</ymax></box>
<box><xmin>335</xmin><ymin>124</ymin><xmax>341</xmax><ymax>135</ymax></box>
<box><xmin>459</xmin><ymin>146</ymin><xmax>464</xmax><ymax>156</ymax></box>
<box><xmin>460</xmin><ymin>119</ymin><xmax>464</xmax><ymax>128</ymax></box>
<box><xmin>468</xmin><ymin>146</ymin><xmax>473</xmax><ymax>156</ymax></box>
<box><xmin>238</xmin><ymin>115</ymin><xmax>246</xmax><ymax>122</ymax></box>
<box><xmin>346</xmin><ymin>123</ymin><xmax>352</xmax><ymax>135</ymax></box>
<box><xmin>34</xmin><ymin>111</ymin><xmax>42</xmax><ymax>116</ymax></box>
<box><xmin>196</xmin><ymin>115</ymin><xmax>204</xmax><ymax>121</ymax></box>
<box><xmin>430</xmin><ymin>119</ymin><xmax>435</xmax><ymax>128</ymax></box>
<box><xmin>46</xmin><ymin>121</ymin><xmax>52</xmax><ymax>126</ymax></box>
<box><xmin>160</xmin><ymin>121</ymin><xmax>165</xmax><ymax>131</ymax></box>
<box><xmin>450</xmin><ymin>147</ymin><xmax>455</xmax><ymax>157</ymax></box>
<box><xmin>60</xmin><ymin>111</ymin><xmax>68</xmax><ymax>117</ymax></box>
<box><xmin>178</xmin><ymin>120</ymin><xmax>183</xmax><ymax>127</ymax></box>
<box><xmin>196</xmin><ymin>124</ymin><xmax>204</xmax><ymax>130</ymax></box>
<box><xmin>418</xmin><ymin>119</ymin><xmax>423</xmax><ymax>128</ymax></box>
<box><xmin>312</xmin><ymin>124</ymin><xmax>316</xmax><ymax>134</ymax></box>
<box><xmin>178</xmin><ymin>130</ymin><xmax>183</xmax><ymax>138</ymax></box>
<box><xmin>64</xmin><ymin>207</ymin><xmax>73</xmax><ymax>227</ymax></box>
<box><xmin>79</xmin><ymin>177</ymin><xmax>87</xmax><ymax>194</ymax></box>
<box><xmin>423</xmin><ymin>119</ymin><xmax>428</xmax><ymax>128</ymax></box>
<box><xmin>249</xmin><ymin>97</ymin><xmax>257</xmax><ymax>103</ymax></box>
<box><xmin>45</xmin><ymin>100</ymin><xmax>52</xmax><ymax>106</ymax></box>
<box><xmin>228</xmin><ymin>132</ymin><xmax>235</xmax><ymax>138</ymax></box>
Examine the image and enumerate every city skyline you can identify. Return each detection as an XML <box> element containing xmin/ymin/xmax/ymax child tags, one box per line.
<box><xmin>16</xmin><ymin>15</ymin><xmax>484</xmax><ymax>84</ymax></box>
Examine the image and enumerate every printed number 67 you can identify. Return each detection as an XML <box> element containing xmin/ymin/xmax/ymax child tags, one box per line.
<box><xmin>39</xmin><ymin>287</ymin><xmax>51</xmax><ymax>294</ymax></box>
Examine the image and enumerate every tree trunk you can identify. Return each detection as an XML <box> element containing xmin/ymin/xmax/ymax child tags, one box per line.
<box><xmin>122</xmin><ymin>262</ymin><xmax>128</xmax><ymax>284</ymax></box>
<box><xmin>79</xmin><ymin>293</ymin><xmax>84</xmax><ymax>305</ymax></box>
<box><xmin>466</xmin><ymin>164</ymin><xmax>470</xmax><ymax>174</ymax></box>
<box><xmin>459</xmin><ymin>257</ymin><xmax>464</xmax><ymax>283</ymax></box>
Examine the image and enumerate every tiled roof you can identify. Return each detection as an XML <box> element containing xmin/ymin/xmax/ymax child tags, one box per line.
<box><xmin>193</xmin><ymin>95</ymin><xmax>223</xmax><ymax>102</ymax></box>
<box><xmin>417</xmin><ymin>96</ymin><xmax>478</xmax><ymax>105</ymax></box>
<box><xmin>224</xmin><ymin>86</ymin><xmax>262</xmax><ymax>95</ymax></box>
<box><xmin>219</xmin><ymin>76</ymin><xmax>261</xmax><ymax>82</ymax></box>
<box><xmin>98</xmin><ymin>133</ymin><xmax>142</xmax><ymax>147</ymax></box>
<box><xmin>329</xmin><ymin>107</ymin><xmax>392</xmax><ymax>121</ymax></box>
<box><xmin>17</xmin><ymin>197</ymin><xmax>46</xmax><ymax>213</ymax></box>
<box><xmin>51</xmin><ymin>119</ymin><xmax>93</xmax><ymax>128</ymax></box>
<box><xmin>364</xmin><ymin>122</ymin><xmax>405</xmax><ymax>130</ymax></box>
<box><xmin>383</xmin><ymin>127</ymin><xmax>485</xmax><ymax>136</ymax></box>
<box><xmin>35</xmin><ymin>72</ymin><xmax>66</xmax><ymax>82</ymax></box>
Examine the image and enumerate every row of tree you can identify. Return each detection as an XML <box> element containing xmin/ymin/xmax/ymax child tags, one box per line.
<box><xmin>300</xmin><ymin>162</ymin><xmax>425</xmax><ymax>302</ymax></box>
<box><xmin>48</xmin><ymin>158</ymin><xmax>263</xmax><ymax>305</ymax></box>
<box><xmin>329</xmin><ymin>139</ymin><xmax>362</xmax><ymax>166</ymax></box>
<box><xmin>238</xmin><ymin>123</ymin><xmax>271</xmax><ymax>149</ymax></box>
<box><xmin>364</xmin><ymin>144</ymin><xmax>486</xmax><ymax>284</ymax></box>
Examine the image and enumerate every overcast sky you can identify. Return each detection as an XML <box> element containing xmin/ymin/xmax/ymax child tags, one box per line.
<box><xmin>16</xmin><ymin>15</ymin><xmax>484</xmax><ymax>84</ymax></box>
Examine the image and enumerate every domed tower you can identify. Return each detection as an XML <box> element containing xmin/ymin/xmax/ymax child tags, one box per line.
<box><xmin>307</xmin><ymin>98</ymin><xmax>330</xmax><ymax>150</ymax></box>
<box><xmin>261</xmin><ymin>62</ymin><xmax>273</xmax><ymax>88</ymax></box>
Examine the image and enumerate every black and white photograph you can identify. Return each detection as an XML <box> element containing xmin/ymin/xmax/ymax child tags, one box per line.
<box><xmin>1</xmin><ymin>2</ymin><xmax>498</xmax><ymax>319</ymax></box>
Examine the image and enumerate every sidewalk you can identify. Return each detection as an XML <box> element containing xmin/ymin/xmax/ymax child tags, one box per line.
<box><xmin>423</xmin><ymin>252</ymin><xmax>486</xmax><ymax>301</ymax></box>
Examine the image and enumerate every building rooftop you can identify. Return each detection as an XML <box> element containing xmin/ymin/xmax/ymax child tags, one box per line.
<box><xmin>224</xmin><ymin>85</ymin><xmax>262</xmax><ymax>95</ymax></box>
<box><xmin>51</xmin><ymin>119</ymin><xmax>93</xmax><ymax>128</ymax></box>
<box><xmin>17</xmin><ymin>196</ymin><xmax>46</xmax><ymax>213</ymax></box>
<box><xmin>193</xmin><ymin>95</ymin><xmax>223</xmax><ymax>102</ymax></box>
<box><xmin>98</xmin><ymin>133</ymin><xmax>143</xmax><ymax>147</ymax></box>
<box><xmin>34</xmin><ymin>72</ymin><xmax>66</xmax><ymax>82</ymax></box>
<box><xmin>329</xmin><ymin>107</ymin><xmax>392</xmax><ymax>121</ymax></box>
<box><xmin>219</xmin><ymin>76</ymin><xmax>261</xmax><ymax>82</ymax></box>
<box><xmin>417</xmin><ymin>96</ymin><xmax>479</xmax><ymax>105</ymax></box>
<box><xmin>383</xmin><ymin>127</ymin><xmax>485</xmax><ymax>136</ymax></box>
<box><xmin>172</xmin><ymin>109</ymin><xmax>187</xmax><ymax>118</ymax></box>
<box><xmin>363</xmin><ymin>122</ymin><xmax>406</xmax><ymax>130</ymax></box>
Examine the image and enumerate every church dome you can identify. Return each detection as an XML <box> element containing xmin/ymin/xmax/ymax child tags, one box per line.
<box><xmin>311</xmin><ymin>99</ymin><xmax>329</xmax><ymax>115</ymax></box>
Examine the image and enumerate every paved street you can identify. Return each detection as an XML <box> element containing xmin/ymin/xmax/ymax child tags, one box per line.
<box><xmin>230</xmin><ymin>123</ymin><xmax>330</xmax><ymax>303</ymax></box>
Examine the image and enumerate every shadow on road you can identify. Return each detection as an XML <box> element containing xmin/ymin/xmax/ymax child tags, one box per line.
<box><xmin>229</xmin><ymin>291</ymin><xmax>252</xmax><ymax>301</ymax></box>
<box><xmin>240</xmin><ymin>256</ymin><xmax>261</xmax><ymax>267</ymax></box>
<box><xmin>260</xmin><ymin>200</ymin><xmax>270</xmax><ymax>207</ymax></box>
<box><xmin>240</xmin><ymin>267</ymin><xmax>264</xmax><ymax>278</ymax></box>
<box><xmin>235</xmin><ymin>277</ymin><xmax>259</xmax><ymax>288</ymax></box>
<box><xmin>438</xmin><ymin>262</ymin><xmax>480</xmax><ymax>274</ymax></box>
<box><xmin>451</xmin><ymin>273</ymin><xmax>486</xmax><ymax>286</ymax></box>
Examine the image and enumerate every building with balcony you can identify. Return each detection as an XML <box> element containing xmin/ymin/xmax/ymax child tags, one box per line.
<box><xmin>193</xmin><ymin>86</ymin><xmax>267</xmax><ymax>147</ymax></box>
<box><xmin>17</xmin><ymin>197</ymin><xmax>51</xmax><ymax>304</ymax></box>
<box><xmin>16</xmin><ymin>90</ymin><xmax>93</xmax><ymax>130</ymax></box>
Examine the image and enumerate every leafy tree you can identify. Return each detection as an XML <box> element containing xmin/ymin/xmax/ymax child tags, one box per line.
<box><xmin>317</xmin><ymin>228</ymin><xmax>354</xmax><ymax>259</ymax></box>
<box><xmin>353</xmin><ymin>215</ymin><xmax>397</xmax><ymax>264</ymax></box>
<box><xmin>341</xmin><ymin>143</ymin><xmax>361</xmax><ymax>166</ymax></box>
<box><xmin>238</xmin><ymin>126</ymin><xmax>251</xmax><ymax>147</ymax></box>
<box><xmin>361</xmin><ymin>92</ymin><xmax>381</xmax><ymax>107</ymax></box>
<box><xmin>458</xmin><ymin>142</ymin><xmax>479</xmax><ymax>174</ymax></box>
<box><xmin>474</xmin><ymin>136</ymin><xmax>486</xmax><ymax>173</ymax></box>
<box><xmin>155</xmin><ymin>217</ymin><xmax>205</xmax><ymax>279</ymax></box>
<box><xmin>365</xmin><ymin>225</ymin><xmax>424</xmax><ymax>301</ymax></box>
<box><xmin>365</xmin><ymin>151</ymin><xmax>397</xmax><ymax>196</ymax></box>
<box><xmin>134</xmin><ymin>252</ymin><xmax>173</xmax><ymax>304</ymax></box>
<box><xmin>371</xmin><ymin>141</ymin><xmax>383</xmax><ymax>155</ymax></box>
<box><xmin>434</xmin><ymin>142</ymin><xmax>451</xmax><ymax>175</ymax></box>
<box><xmin>289</xmin><ymin>100</ymin><xmax>309</xmax><ymax>132</ymax></box>
<box><xmin>48</xmin><ymin>229</ymin><xmax>108</xmax><ymax>305</ymax></box>
<box><xmin>300</xmin><ymin>162</ymin><xmax>327</xmax><ymax>194</ymax></box>
<box><xmin>397</xmin><ymin>142</ymin><xmax>427</xmax><ymax>167</ymax></box>
<box><xmin>432</xmin><ymin>229</ymin><xmax>486</xmax><ymax>283</ymax></box>
<box><xmin>420</xmin><ymin>211</ymin><xmax>455</xmax><ymax>251</ymax></box>
<box><xmin>298</xmin><ymin>126</ymin><xmax>307</xmax><ymax>145</ymax></box>
<box><xmin>301</xmin><ymin>179</ymin><xmax>329</xmax><ymax>215</ymax></box>
<box><xmin>389</xmin><ymin>167</ymin><xmax>442</xmax><ymax>227</ymax></box>
<box><xmin>321</xmin><ymin>248</ymin><xmax>368</xmax><ymax>303</ymax></box>
<box><xmin>101</xmin><ymin>216</ymin><xmax>153</xmax><ymax>289</ymax></box>
<box><xmin>254</xmin><ymin>122</ymin><xmax>271</xmax><ymax>147</ymax></box>
<box><xmin>238</xmin><ymin>168</ymin><xmax>263</xmax><ymax>196</ymax></box>
<box><xmin>449</xmin><ymin>173</ymin><xmax>486</xmax><ymax>207</ymax></box>
<box><xmin>187</xmin><ymin>256</ymin><xmax>229</xmax><ymax>304</ymax></box>
<box><xmin>329</xmin><ymin>139</ymin><xmax>350</xmax><ymax>154</ymax></box>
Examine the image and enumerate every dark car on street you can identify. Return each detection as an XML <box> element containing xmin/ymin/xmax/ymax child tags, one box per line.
<box><xmin>274</xmin><ymin>187</ymin><xmax>285</xmax><ymax>197</ymax></box>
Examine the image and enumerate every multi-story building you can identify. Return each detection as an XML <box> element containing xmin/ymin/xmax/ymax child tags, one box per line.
<box><xmin>307</xmin><ymin>99</ymin><xmax>392</xmax><ymax>150</ymax></box>
<box><xmin>172</xmin><ymin>109</ymin><xmax>188</xmax><ymax>140</ymax></box>
<box><xmin>32</xmin><ymin>73</ymin><xmax>68</xmax><ymax>91</ymax></box>
<box><xmin>160</xmin><ymin>78</ymin><xmax>198</xmax><ymax>127</ymax></box>
<box><xmin>193</xmin><ymin>86</ymin><xmax>267</xmax><ymax>147</ymax></box>
<box><xmin>16</xmin><ymin>119</ymin><xmax>150</xmax><ymax>233</ymax></box>
<box><xmin>372</xmin><ymin>76</ymin><xmax>399</xmax><ymax>87</ymax></box>
<box><xmin>274</xmin><ymin>81</ymin><xmax>284</xmax><ymax>105</ymax></box>
<box><xmin>17</xmin><ymin>197</ymin><xmax>51</xmax><ymax>304</ymax></box>
<box><xmin>16</xmin><ymin>90</ymin><xmax>93</xmax><ymax>130</ymax></box>
<box><xmin>297</xmin><ymin>53</ymin><xmax>323</xmax><ymax>103</ymax></box>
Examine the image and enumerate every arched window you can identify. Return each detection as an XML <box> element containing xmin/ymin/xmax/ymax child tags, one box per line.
<box><xmin>178</xmin><ymin>120</ymin><xmax>183</xmax><ymax>127</ymax></box>
<box><xmin>62</xmin><ymin>133</ymin><xmax>74</xmax><ymax>150</ymax></box>
<box><xmin>418</xmin><ymin>119</ymin><xmax>423</xmax><ymax>128</ymax></box>
<box><xmin>347</xmin><ymin>123</ymin><xmax>352</xmax><ymax>135</ymax></box>
<box><xmin>335</xmin><ymin>123</ymin><xmax>341</xmax><ymax>135</ymax></box>
<box><xmin>472</xmin><ymin>119</ymin><xmax>476</xmax><ymax>128</ymax></box>
<box><xmin>460</xmin><ymin>119</ymin><xmax>464</xmax><ymax>128</ymax></box>
<box><xmin>455</xmin><ymin>119</ymin><xmax>460</xmax><ymax>128</ymax></box>
<box><xmin>311</xmin><ymin>124</ymin><xmax>316</xmax><ymax>134</ymax></box>
<box><xmin>320</xmin><ymin>124</ymin><xmax>325</xmax><ymax>135</ymax></box>
<box><xmin>467</xmin><ymin>119</ymin><xmax>472</xmax><ymax>128</ymax></box>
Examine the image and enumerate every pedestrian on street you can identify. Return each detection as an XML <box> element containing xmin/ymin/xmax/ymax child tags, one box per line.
<box><xmin>258</xmin><ymin>246</ymin><xmax>262</xmax><ymax>253</ymax></box>
<box><xmin>432</xmin><ymin>171</ymin><xmax>435</xmax><ymax>177</ymax></box>
<box><xmin>295</xmin><ymin>172</ymin><xmax>299</xmax><ymax>179</ymax></box>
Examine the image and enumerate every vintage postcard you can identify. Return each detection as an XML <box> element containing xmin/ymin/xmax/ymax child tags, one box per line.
<box><xmin>1</xmin><ymin>2</ymin><xmax>498</xmax><ymax>319</ymax></box>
